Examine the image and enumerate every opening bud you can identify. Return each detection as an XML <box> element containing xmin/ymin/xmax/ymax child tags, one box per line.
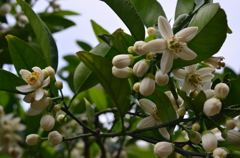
<box><xmin>133</xmin><ymin>41</ymin><xmax>148</xmax><ymax>55</ymax></box>
<box><xmin>201</xmin><ymin>130</ymin><xmax>218</xmax><ymax>152</ymax></box>
<box><xmin>112</xmin><ymin>54</ymin><xmax>134</xmax><ymax>68</ymax></box>
<box><xmin>214</xmin><ymin>83</ymin><xmax>229</xmax><ymax>100</ymax></box>
<box><xmin>40</xmin><ymin>114</ymin><xmax>55</xmax><ymax>131</ymax></box>
<box><xmin>139</xmin><ymin>74</ymin><xmax>155</xmax><ymax>96</ymax></box>
<box><xmin>203</xmin><ymin>98</ymin><xmax>222</xmax><ymax>116</ymax></box>
<box><xmin>112</xmin><ymin>66</ymin><xmax>133</xmax><ymax>78</ymax></box>
<box><xmin>48</xmin><ymin>131</ymin><xmax>63</xmax><ymax>145</ymax></box>
<box><xmin>26</xmin><ymin>134</ymin><xmax>41</xmax><ymax>146</ymax></box>
<box><xmin>133</xmin><ymin>59</ymin><xmax>150</xmax><ymax>77</ymax></box>
<box><xmin>154</xmin><ymin>142</ymin><xmax>173</xmax><ymax>157</ymax></box>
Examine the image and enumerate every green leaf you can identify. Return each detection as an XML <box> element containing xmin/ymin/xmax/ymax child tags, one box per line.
<box><xmin>101</xmin><ymin>0</ymin><xmax>145</xmax><ymax>40</ymax></box>
<box><xmin>224</xmin><ymin>76</ymin><xmax>240</xmax><ymax>107</ymax></box>
<box><xmin>76</xmin><ymin>40</ymin><xmax>92</xmax><ymax>51</ymax></box>
<box><xmin>172</xmin><ymin>3</ymin><xmax>227</xmax><ymax>69</ymax></box>
<box><xmin>152</xmin><ymin>88</ymin><xmax>177</xmax><ymax>124</ymax></box>
<box><xmin>130</xmin><ymin>0</ymin><xmax>166</xmax><ymax>27</ymax></box>
<box><xmin>39</xmin><ymin>10</ymin><xmax>79</xmax><ymax>17</ymax></box>
<box><xmin>0</xmin><ymin>69</ymin><xmax>26</xmax><ymax>93</ymax></box>
<box><xmin>193</xmin><ymin>0</ymin><xmax>205</xmax><ymax>12</ymax></box>
<box><xmin>91</xmin><ymin>20</ymin><xmax>110</xmax><ymax>42</ymax></box>
<box><xmin>76</xmin><ymin>52</ymin><xmax>131</xmax><ymax>117</ymax></box>
<box><xmin>84</xmin><ymin>98</ymin><xmax>95</xmax><ymax>128</ymax></box>
<box><xmin>192</xmin><ymin>90</ymin><xmax>207</xmax><ymax>114</ymax></box>
<box><xmin>175</xmin><ymin>0</ymin><xmax>195</xmax><ymax>20</ymax></box>
<box><xmin>17</xmin><ymin>0</ymin><xmax>58</xmax><ymax>71</ymax></box>
<box><xmin>6</xmin><ymin>35</ymin><xmax>47</xmax><ymax>74</ymax></box>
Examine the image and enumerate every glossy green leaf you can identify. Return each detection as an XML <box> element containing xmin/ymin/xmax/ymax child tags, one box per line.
<box><xmin>152</xmin><ymin>88</ymin><xmax>177</xmax><ymax>124</ymax></box>
<box><xmin>224</xmin><ymin>76</ymin><xmax>240</xmax><ymax>108</ymax></box>
<box><xmin>91</xmin><ymin>20</ymin><xmax>110</xmax><ymax>42</ymax></box>
<box><xmin>76</xmin><ymin>40</ymin><xmax>92</xmax><ymax>51</ymax></box>
<box><xmin>6</xmin><ymin>35</ymin><xmax>47</xmax><ymax>74</ymax></box>
<box><xmin>172</xmin><ymin>3</ymin><xmax>227</xmax><ymax>69</ymax></box>
<box><xmin>0</xmin><ymin>69</ymin><xmax>26</xmax><ymax>94</ymax></box>
<box><xmin>193</xmin><ymin>0</ymin><xmax>205</xmax><ymax>12</ymax></box>
<box><xmin>39</xmin><ymin>10</ymin><xmax>79</xmax><ymax>17</ymax></box>
<box><xmin>130</xmin><ymin>0</ymin><xmax>166</xmax><ymax>27</ymax></box>
<box><xmin>76</xmin><ymin>51</ymin><xmax>131</xmax><ymax>117</ymax></box>
<box><xmin>85</xmin><ymin>98</ymin><xmax>95</xmax><ymax>128</ymax></box>
<box><xmin>101</xmin><ymin>0</ymin><xmax>145</xmax><ymax>40</ymax></box>
<box><xmin>192</xmin><ymin>90</ymin><xmax>207</xmax><ymax>114</ymax></box>
<box><xmin>17</xmin><ymin>0</ymin><xmax>58</xmax><ymax>71</ymax></box>
<box><xmin>175</xmin><ymin>0</ymin><xmax>195</xmax><ymax>20</ymax></box>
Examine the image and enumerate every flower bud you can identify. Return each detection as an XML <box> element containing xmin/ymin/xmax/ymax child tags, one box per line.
<box><xmin>26</xmin><ymin>134</ymin><xmax>41</xmax><ymax>146</ymax></box>
<box><xmin>139</xmin><ymin>74</ymin><xmax>155</xmax><ymax>96</ymax></box>
<box><xmin>40</xmin><ymin>114</ymin><xmax>55</xmax><ymax>131</ymax></box>
<box><xmin>154</xmin><ymin>142</ymin><xmax>173</xmax><ymax>157</ymax></box>
<box><xmin>18</xmin><ymin>14</ymin><xmax>29</xmax><ymax>24</ymax></box>
<box><xmin>31</xmin><ymin>97</ymin><xmax>52</xmax><ymax>110</ymax></box>
<box><xmin>203</xmin><ymin>98</ymin><xmax>222</xmax><ymax>116</ymax></box>
<box><xmin>214</xmin><ymin>83</ymin><xmax>229</xmax><ymax>100</ymax></box>
<box><xmin>112</xmin><ymin>54</ymin><xmax>134</xmax><ymax>68</ymax></box>
<box><xmin>226</xmin><ymin>119</ymin><xmax>236</xmax><ymax>130</ymax></box>
<box><xmin>203</xmin><ymin>89</ymin><xmax>215</xmax><ymax>99</ymax></box>
<box><xmin>155</xmin><ymin>70</ymin><xmax>169</xmax><ymax>86</ymax></box>
<box><xmin>55</xmin><ymin>81</ymin><xmax>63</xmax><ymax>89</ymax></box>
<box><xmin>201</xmin><ymin>131</ymin><xmax>218</xmax><ymax>152</ymax></box>
<box><xmin>133</xmin><ymin>41</ymin><xmax>148</xmax><ymax>55</ymax></box>
<box><xmin>177</xmin><ymin>107</ymin><xmax>186</xmax><ymax>117</ymax></box>
<box><xmin>44</xmin><ymin>66</ymin><xmax>55</xmax><ymax>80</ymax></box>
<box><xmin>146</xmin><ymin>52</ymin><xmax>155</xmax><ymax>60</ymax></box>
<box><xmin>112</xmin><ymin>66</ymin><xmax>132</xmax><ymax>78</ymax></box>
<box><xmin>225</xmin><ymin>130</ymin><xmax>240</xmax><ymax>146</ymax></box>
<box><xmin>133</xmin><ymin>60</ymin><xmax>150</xmax><ymax>77</ymax></box>
<box><xmin>127</xmin><ymin>46</ymin><xmax>134</xmax><ymax>54</ymax></box>
<box><xmin>0</xmin><ymin>3</ymin><xmax>11</xmax><ymax>16</ymax></box>
<box><xmin>48</xmin><ymin>131</ymin><xmax>63</xmax><ymax>145</ymax></box>
<box><xmin>192</xmin><ymin>122</ymin><xmax>200</xmax><ymax>132</ymax></box>
<box><xmin>133</xmin><ymin>82</ymin><xmax>140</xmax><ymax>92</ymax></box>
<box><xmin>213</xmin><ymin>148</ymin><xmax>228</xmax><ymax>158</ymax></box>
<box><xmin>189</xmin><ymin>131</ymin><xmax>201</xmax><ymax>144</ymax></box>
<box><xmin>147</xmin><ymin>27</ymin><xmax>156</xmax><ymax>37</ymax></box>
<box><xmin>53</xmin><ymin>104</ymin><xmax>61</xmax><ymax>112</ymax></box>
<box><xmin>57</xmin><ymin>114</ymin><xmax>67</xmax><ymax>124</ymax></box>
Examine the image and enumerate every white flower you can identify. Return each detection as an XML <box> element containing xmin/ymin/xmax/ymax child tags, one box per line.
<box><xmin>201</xmin><ymin>131</ymin><xmax>218</xmax><ymax>152</ymax></box>
<box><xmin>16</xmin><ymin>67</ymin><xmax>50</xmax><ymax>101</ymax></box>
<box><xmin>139</xmin><ymin>74</ymin><xmax>155</xmax><ymax>96</ymax></box>
<box><xmin>137</xmin><ymin>99</ymin><xmax>170</xmax><ymax>140</ymax></box>
<box><xmin>225</xmin><ymin>130</ymin><xmax>240</xmax><ymax>146</ymax></box>
<box><xmin>133</xmin><ymin>59</ymin><xmax>150</xmax><ymax>77</ymax></box>
<box><xmin>112</xmin><ymin>54</ymin><xmax>134</xmax><ymax>68</ymax></box>
<box><xmin>154</xmin><ymin>142</ymin><xmax>173</xmax><ymax>157</ymax></box>
<box><xmin>40</xmin><ymin>114</ymin><xmax>55</xmax><ymax>131</ymax></box>
<box><xmin>172</xmin><ymin>64</ymin><xmax>214</xmax><ymax>94</ymax></box>
<box><xmin>155</xmin><ymin>70</ymin><xmax>169</xmax><ymax>86</ymax></box>
<box><xmin>133</xmin><ymin>41</ymin><xmax>148</xmax><ymax>55</ymax></box>
<box><xmin>214</xmin><ymin>83</ymin><xmax>229</xmax><ymax>100</ymax></box>
<box><xmin>112</xmin><ymin>66</ymin><xmax>132</xmax><ymax>78</ymax></box>
<box><xmin>204</xmin><ymin>56</ymin><xmax>225</xmax><ymax>69</ymax></box>
<box><xmin>48</xmin><ymin>131</ymin><xmax>62</xmax><ymax>145</ymax></box>
<box><xmin>142</xmin><ymin>16</ymin><xmax>198</xmax><ymax>74</ymax></box>
<box><xmin>26</xmin><ymin>134</ymin><xmax>41</xmax><ymax>146</ymax></box>
<box><xmin>203</xmin><ymin>98</ymin><xmax>222</xmax><ymax>116</ymax></box>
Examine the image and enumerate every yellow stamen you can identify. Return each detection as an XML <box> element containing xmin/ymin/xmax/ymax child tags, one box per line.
<box><xmin>168</xmin><ymin>36</ymin><xmax>185</xmax><ymax>53</ymax></box>
<box><xmin>26</xmin><ymin>72</ymin><xmax>40</xmax><ymax>85</ymax></box>
<box><xmin>187</xmin><ymin>73</ymin><xmax>202</xmax><ymax>88</ymax></box>
<box><xmin>153</xmin><ymin>107</ymin><xmax>161</xmax><ymax>120</ymax></box>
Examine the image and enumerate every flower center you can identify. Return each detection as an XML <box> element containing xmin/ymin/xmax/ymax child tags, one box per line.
<box><xmin>168</xmin><ymin>36</ymin><xmax>186</xmax><ymax>53</ymax></box>
<box><xmin>153</xmin><ymin>108</ymin><xmax>161</xmax><ymax>120</ymax></box>
<box><xmin>26</xmin><ymin>72</ymin><xmax>40</xmax><ymax>85</ymax></box>
<box><xmin>187</xmin><ymin>72</ymin><xmax>202</xmax><ymax>88</ymax></box>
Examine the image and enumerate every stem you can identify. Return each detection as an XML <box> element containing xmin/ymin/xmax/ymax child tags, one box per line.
<box><xmin>174</xmin><ymin>147</ymin><xmax>208</xmax><ymax>157</ymax></box>
<box><xmin>63</xmin><ymin>133</ymin><xmax>93</xmax><ymax>141</ymax></box>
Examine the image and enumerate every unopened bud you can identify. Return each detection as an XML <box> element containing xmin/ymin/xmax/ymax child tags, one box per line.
<box><xmin>177</xmin><ymin>107</ymin><xmax>186</xmax><ymax>117</ymax></box>
<box><xmin>226</xmin><ymin>119</ymin><xmax>236</xmax><ymax>130</ymax></box>
<box><xmin>201</xmin><ymin>131</ymin><xmax>218</xmax><ymax>152</ymax></box>
<box><xmin>192</xmin><ymin>122</ymin><xmax>200</xmax><ymax>132</ymax></box>
<box><xmin>112</xmin><ymin>66</ymin><xmax>132</xmax><ymax>78</ymax></box>
<box><xmin>112</xmin><ymin>54</ymin><xmax>134</xmax><ymax>68</ymax></box>
<box><xmin>145</xmin><ymin>52</ymin><xmax>155</xmax><ymax>60</ymax></box>
<box><xmin>53</xmin><ymin>104</ymin><xmax>61</xmax><ymax>112</ymax></box>
<box><xmin>155</xmin><ymin>70</ymin><xmax>169</xmax><ymax>86</ymax></box>
<box><xmin>0</xmin><ymin>3</ymin><xmax>11</xmax><ymax>16</ymax></box>
<box><xmin>214</xmin><ymin>83</ymin><xmax>229</xmax><ymax>100</ymax></box>
<box><xmin>139</xmin><ymin>74</ymin><xmax>155</xmax><ymax>96</ymax></box>
<box><xmin>26</xmin><ymin>134</ymin><xmax>41</xmax><ymax>145</ymax></box>
<box><xmin>55</xmin><ymin>81</ymin><xmax>63</xmax><ymax>89</ymax></box>
<box><xmin>133</xmin><ymin>59</ymin><xmax>150</xmax><ymax>77</ymax></box>
<box><xmin>154</xmin><ymin>142</ymin><xmax>173</xmax><ymax>157</ymax></box>
<box><xmin>225</xmin><ymin>130</ymin><xmax>240</xmax><ymax>146</ymax></box>
<box><xmin>213</xmin><ymin>148</ymin><xmax>228</xmax><ymax>158</ymax></box>
<box><xmin>189</xmin><ymin>131</ymin><xmax>201</xmax><ymax>144</ymax></box>
<box><xmin>203</xmin><ymin>98</ymin><xmax>222</xmax><ymax>116</ymax></box>
<box><xmin>18</xmin><ymin>14</ymin><xmax>29</xmax><ymax>24</ymax></box>
<box><xmin>57</xmin><ymin>114</ymin><xmax>67</xmax><ymax>124</ymax></box>
<box><xmin>48</xmin><ymin>131</ymin><xmax>63</xmax><ymax>145</ymax></box>
<box><xmin>31</xmin><ymin>97</ymin><xmax>52</xmax><ymax>110</ymax></box>
<box><xmin>40</xmin><ymin>114</ymin><xmax>55</xmax><ymax>131</ymax></box>
<box><xmin>133</xmin><ymin>41</ymin><xmax>148</xmax><ymax>55</ymax></box>
<box><xmin>127</xmin><ymin>46</ymin><xmax>134</xmax><ymax>54</ymax></box>
<box><xmin>133</xmin><ymin>82</ymin><xmax>140</xmax><ymax>92</ymax></box>
<box><xmin>44</xmin><ymin>66</ymin><xmax>55</xmax><ymax>80</ymax></box>
<box><xmin>147</xmin><ymin>27</ymin><xmax>156</xmax><ymax>37</ymax></box>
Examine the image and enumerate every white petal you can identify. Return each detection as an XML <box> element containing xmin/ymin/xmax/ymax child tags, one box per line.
<box><xmin>26</xmin><ymin>108</ymin><xmax>43</xmax><ymax>116</ymax></box>
<box><xmin>137</xmin><ymin>116</ymin><xmax>156</xmax><ymax>129</ymax></box>
<box><xmin>185</xmin><ymin>64</ymin><xmax>198</xmax><ymax>73</ymax></box>
<box><xmin>16</xmin><ymin>85</ymin><xmax>35</xmax><ymax>93</ymax></box>
<box><xmin>23</xmin><ymin>93</ymin><xmax>35</xmax><ymax>103</ymax></box>
<box><xmin>158</xmin><ymin>16</ymin><xmax>173</xmax><ymax>39</ymax></box>
<box><xmin>161</xmin><ymin>50</ymin><xmax>174</xmax><ymax>74</ymax></box>
<box><xmin>158</xmin><ymin>128</ymin><xmax>170</xmax><ymax>140</ymax></box>
<box><xmin>177</xmin><ymin>45</ymin><xmax>197</xmax><ymax>60</ymax></box>
<box><xmin>142</xmin><ymin>39</ymin><xmax>167</xmax><ymax>53</ymax></box>
<box><xmin>182</xmin><ymin>82</ymin><xmax>192</xmax><ymax>94</ymax></box>
<box><xmin>32</xmin><ymin>67</ymin><xmax>43</xmax><ymax>81</ymax></box>
<box><xmin>20</xmin><ymin>69</ymin><xmax>30</xmax><ymax>82</ymax></box>
<box><xmin>35</xmin><ymin>88</ymin><xmax>44</xmax><ymax>101</ymax></box>
<box><xmin>197</xmin><ymin>68</ymin><xmax>214</xmax><ymax>76</ymax></box>
<box><xmin>201</xmin><ymin>74</ymin><xmax>214</xmax><ymax>81</ymax></box>
<box><xmin>172</xmin><ymin>69</ymin><xmax>187</xmax><ymax>80</ymax></box>
<box><xmin>175</xmin><ymin>27</ymin><xmax>198</xmax><ymax>42</ymax></box>
<box><xmin>42</xmin><ymin>76</ymin><xmax>50</xmax><ymax>88</ymax></box>
<box><xmin>139</xmin><ymin>99</ymin><xmax>156</xmax><ymax>115</ymax></box>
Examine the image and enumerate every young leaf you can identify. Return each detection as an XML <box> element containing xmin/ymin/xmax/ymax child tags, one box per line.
<box><xmin>6</xmin><ymin>35</ymin><xmax>47</xmax><ymax>74</ymax></box>
<box><xmin>0</xmin><ymin>69</ymin><xmax>26</xmax><ymax>94</ymax></box>
<box><xmin>76</xmin><ymin>40</ymin><xmax>92</xmax><ymax>51</ymax></box>
<box><xmin>192</xmin><ymin>90</ymin><xmax>207</xmax><ymax>114</ymax></box>
<box><xmin>76</xmin><ymin>51</ymin><xmax>131</xmax><ymax>118</ymax></box>
<box><xmin>17</xmin><ymin>0</ymin><xmax>58</xmax><ymax>71</ymax></box>
<box><xmin>101</xmin><ymin>0</ymin><xmax>145</xmax><ymax>40</ymax></box>
<box><xmin>90</xmin><ymin>20</ymin><xmax>110</xmax><ymax>42</ymax></box>
<box><xmin>130</xmin><ymin>0</ymin><xmax>166</xmax><ymax>27</ymax></box>
<box><xmin>84</xmin><ymin>98</ymin><xmax>95</xmax><ymax>128</ymax></box>
<box><xmin>175</xmin><ymin>0</ymin><xmax>195</xmax><ymax>20</ymax></box>
<box><xmin>172</xmin><ymin>3</ymin><xmax>227</xmax><ymax>69</ymax></box>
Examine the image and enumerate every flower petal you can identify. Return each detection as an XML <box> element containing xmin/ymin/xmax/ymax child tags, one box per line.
<box><xmin>177</xmin><ymin>45</ymin><xmax>197</xmax><ymax>60</ymax></box>
<box><xmin>137</xmin><ymin>116</ymin><xmax>156</xmax><ymax>129</ymax></box>
<box><xmin>201</xmin><ymin>74</ymin><xmax>214</xmax><ymax>81</ymax></box>
<box><xmin>197</xmin><ymin>68</ymin><xmax>214</xmax><ymax>76</ymax></box>
<box><xmin>159</xmin><ymin>127</ymin><xmax>170</xmax><ymax>140</ymax></box>
<box><xmin>32</xmin><ymin>67</ymin><xmax>44</xmax><ymax>81</ymax></box>
<box><xmin>185</xmin><ymin>64</ymin><xmax>198</xmax><ymax>73</ymax></box>
<box><xmin>20</xmin><ymin>69</ymin><xmax>31</xmax><ymax>83</ymax></box>
<box><xmin>181</xmin><ymin>82</ymin><xmax>192</xmax><ymax>94</ymax></box>
<box><xmin>139</xmin><ymin>99</ymin><xmax>156</xmax><ymax>115</ymax></box>
<box><xmin>172</xmin><ymin>69</ymin><xmax>187</xmax><ymax>80</ymax></box>
<box><xmin>161</xmin><ymin>50</ymin><xmax>174</xmax><ymax>74</ymax></box>
<box><xmin>26</xmin><ymin>108</ymin><xmax>43</xmax><ymax>116</ymax></box>
<box><xmin>158</xmin><ymin>16</ymin><xmax>173</xmax><ymax>39</ymax></box>
<box><xmin>42</xmin><ymin>76</ymin><xmax>50</xmax><ymax>88</ymax></box>
<box><xmin>175</xmin><ymin>27</ymin><xmax>198</xmax><ymax>42</ymax></box>
<box><xmin>142</xmin><ymin>39</ymin><xmax>167</xmax><ymax>53</ymax></box>
<box><xmin>16</xmin><ymin>84</ymin><xmax>35</xmax><ymax>93</ymax></box>
<box><xmin>35</xmin><ymin>88</ymin><xmax>44</xmax><ymax>101</ymax></box>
